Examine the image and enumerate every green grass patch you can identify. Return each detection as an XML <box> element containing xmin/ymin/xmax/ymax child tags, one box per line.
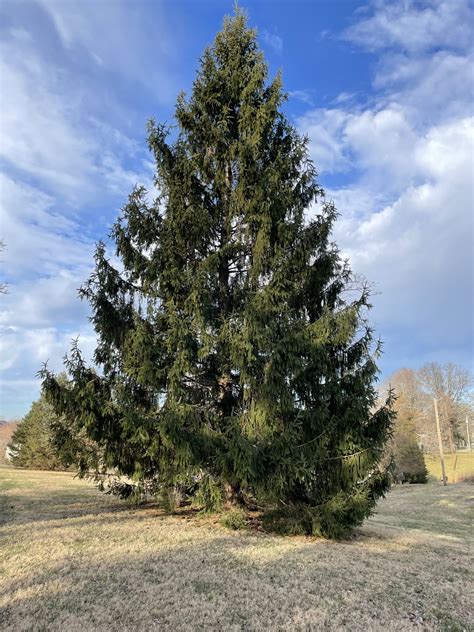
<box><xmin>425</xmin><ymin>452</ymin><xmax>474</xmax><ymax>482</ymax></box>
<box><xmin>220</xmin><ymin>507</ymin><xmax>247</xmax><ymax>530</ymax></box>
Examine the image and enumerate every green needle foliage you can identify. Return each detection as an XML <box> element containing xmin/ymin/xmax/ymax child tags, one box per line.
<box><xmin>41</xmin><ymin>10</ymin><xmax>394</xmax><ymax>538</ymax></box>
<box><xmin>7</xmin><ymin>384</ymin><xmax>94</xmax><ymax>471</ymax></box>
<box><xmin>392</xmin><ymin>434</ymin><xmax>428</xmax><ymax>484</ymax></box>
<box><xmin>8</xmin><ymin>396</ymin><xmax>64</xmax><ymax>470</ymax></box>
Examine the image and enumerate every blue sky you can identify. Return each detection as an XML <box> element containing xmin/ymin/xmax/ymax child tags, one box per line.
<box><xmin>0</xmin><ymin>0</ymin><xmax>473</xmax><ymax>419</ymax></box>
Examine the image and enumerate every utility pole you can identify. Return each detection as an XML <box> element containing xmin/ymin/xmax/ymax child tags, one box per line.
<box><xmin>434</xmin><ymin>398</ymin><xmax>447</xmax><ymax>485</ymax></box>
<box><xmin>466</xmin><ymin>416</ymin><xmax>472</xmax><ymax>452</ymax></box>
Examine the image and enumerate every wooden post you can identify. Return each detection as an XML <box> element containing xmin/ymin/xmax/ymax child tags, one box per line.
<box><xmin>434</xmin><ymin>398</ymin><xmax>447</xmax><ymax>485</ymax></box>
<box><xmin>466</xmin><ymin>416</ymin><xmax>472</xmax><ymax>452</ymax></box>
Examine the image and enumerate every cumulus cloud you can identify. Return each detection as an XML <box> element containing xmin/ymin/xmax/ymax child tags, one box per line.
<box><xmin>344</xmin><ymin>0</ymin><xmax>472</xmax><ymax>54</ymax></box>
<box><xmin>300</xmin><ymin>0</ymin><xmax>474</xmax><ymax>374</ymax></box>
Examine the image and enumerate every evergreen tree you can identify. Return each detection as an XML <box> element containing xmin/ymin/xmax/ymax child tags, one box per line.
<box><xmin>41</xmin><ymin>11</ymin><xmax>394</xmax><ymax>537</ymax></box>
<box><xmin>8</xmin><ymin>381</ymin><xmax>99</xmax><ymax>472</ymax></box>
<box><xmin>392</xmin><ymin>433</ymin><xmax>428</xmax><ymax>484</ymax></box>
<box><xmin>8</xmin><ymin>395</ymin><xmax>65</xmax><ymax>470</ymax></box>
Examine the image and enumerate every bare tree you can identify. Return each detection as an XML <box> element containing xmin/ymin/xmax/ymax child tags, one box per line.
<box><xmin>384</xmin><ymin>368</ymin><xmax>429</xmax><ymax>443</ymax></box>
<box><xmin>380</xmin><ymin>369</ymin><xmax>429</xmax><ymax>481</ymax></box>
<box><xmin>388</xmin><ymin>369</ymin><xmax>423</xmax><ymax>422</ymax></box>
<box><xmin>418</xmin><ymin>362</ymin><xmax>473</xmax><ymax>453</ymax></box>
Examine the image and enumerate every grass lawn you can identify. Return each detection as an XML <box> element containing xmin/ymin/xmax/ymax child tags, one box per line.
<box><xmin>425</xmin><ymin>452</ymin><xmax>474</xmax><ymax>483</ymax></box>
<box><xmin>0</xmin><ymin>466</ymin><xmax>473</xmax><ymax>631</ymax></box>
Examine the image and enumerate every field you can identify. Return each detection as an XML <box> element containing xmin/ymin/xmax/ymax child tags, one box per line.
<box><xmin>0</xmin><ymin>466</ymin><xmax>472</xmax><ymax>631</ymax></box>
<box><xmin>425</xmin><ymin>452</ymin><xmax>474</xmax><ymax>483</ymax></box>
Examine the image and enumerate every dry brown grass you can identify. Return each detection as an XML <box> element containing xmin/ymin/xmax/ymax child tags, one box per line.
<box><xmin>1</xmin><ymin>466</ymin><xmax>473</xmax><ymax>631</ymax></box>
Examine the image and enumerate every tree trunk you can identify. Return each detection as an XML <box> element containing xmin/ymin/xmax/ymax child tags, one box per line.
<box><xmin>224</xmin><ymin>482</ymin><xmax>245</xmax><ymax>507</ymax></box>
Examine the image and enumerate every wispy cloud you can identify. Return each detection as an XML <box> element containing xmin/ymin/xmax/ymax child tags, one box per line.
<box><xmin>332</xmin><ymin>92</ymin><xmax>357</xmax><ymax>106</ymax></box>
<box><xmin>289</xmin><ymin>90</ymin><xmax>314</xmax><ymax>106</ymax></box>
<box><xmin>261</xmin><ymin>29</ymin><xmax>283</xmax><ymax>54</ymax></box>
<box><xmin>37</xmin><ymin>0</ymin><xmax>180</xmax><ymax>103</ymax></box>
<box><xmin>0</xmin><ymin>0</ymin><xmax>174</xmax><ymax>418</ymax></box>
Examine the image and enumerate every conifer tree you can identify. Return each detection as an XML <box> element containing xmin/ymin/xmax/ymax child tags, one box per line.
<box><xmin>8</xmin><ymin>393</ymin><xmax>67</xmax><ymax>470</ymax></box>
<box><xmin>392</xmin><ymin>433</ymin><xmax>428</xmax><ymax>484</ymax></box>
<box><xmin>41</xmin><ymin>10</ymin><xmax>394</xmax><ymax>537</ymax></box>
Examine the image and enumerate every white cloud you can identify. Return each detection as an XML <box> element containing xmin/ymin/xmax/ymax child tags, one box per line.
<box><xmin>0</xmin><ymin>175</ymin><xmax>93</xmax><ymax>280</ymax></box>
<box><xmin>375</xmin><ymin>50</ymin><xmax>474</xmax><ymax>128</ymax></box>
<box><xmin>1</xmin><ymin>327</ymin><xmax>59</xmax><ymax>373</ymax></box>
<box><xmin>344</xmin><ymin>0</ymin><xmax>472</xmax><ymax>54</ymax></box>
<box><xmin>289</xmin><ymin>90</ymin><xmax>314</xmax><ymax>106</ymax></box>
<box><xmin>332</xmin><ymin>117</ymin><xmax>473</xmax><ymax>281</ymax></box>
<box><xmin>332</xmin><ymin>92</ymin><xmax>358</xmax><ymax>106</ymax></box>
<box><xmin>297</xmin><ymin>109</ymin><xmax>352</xmax><ymax>174</ymax></box>
<box><xmin>0</xmin><ymin>325</ymin><xmax>97</xmax><ymax>418</ymax></box>
<box><xmin>0</xmin><ymin>271</ymin><xmax>91</xmax><ymax>329</ymax></box>
<box><xmin>0</xmin><ymin>173</ymin><xmax>98</xmax><ymax>418</ymax></box>
<box><xmin>0</xmin><ymin>4</ymin><xmax>163</xmax><ymax>419</ymax></box>
<box><xmin>0</xmin><ymin>48</ymin><xmax>94</xmax><ymax>201</ymax></box>
<box><xmin>261</xmin><ymin>29</ymin><xmax>283</xmax><ymax>54</ymax></box>
<box><xmin>326</xmin><ymin>113</ymin><xmax>474</xmax><ymax>358</ymax></box>
<box><xmin>37</xmin><ymin>0</ymin><xmax>179</xmax><ymax>103</ymax></box>
<box><xmin>0</xmin><ymin>38</ymin><xmax>150</xmax><ymax>205</ymax></box>
<box><xmin>301</xmin><ymin>0</ymin><xmax>474</xmax><ymax>373</ymax></box>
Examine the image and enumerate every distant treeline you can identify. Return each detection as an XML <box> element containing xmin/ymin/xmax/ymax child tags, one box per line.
<box><xmin>382</xmin><ymin>362</ymin><xmax>473</xmax><ymax>484</ymax></box>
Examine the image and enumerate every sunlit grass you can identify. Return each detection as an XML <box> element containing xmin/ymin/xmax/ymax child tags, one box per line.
<box><xmin>425</xmin><ymin>452</ymin><xmax>474</xmax><ymax>482</ymax></box>
<box><xmin>1</xmin><ymin>465</ymin><xmax>472</xmax><ymax>631</ymax></box>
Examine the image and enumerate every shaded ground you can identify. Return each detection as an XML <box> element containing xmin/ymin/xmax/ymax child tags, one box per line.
<box><xmin>0</xmin><ymin>466</ymin><xmax>472</xmax><ymax>631</ymax></box>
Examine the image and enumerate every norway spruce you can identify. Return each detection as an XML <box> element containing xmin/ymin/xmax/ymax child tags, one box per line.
<box><xmin>41</xmin><ymin>11</ymin><xmax>393</xmax><ymax>537</ymax></box>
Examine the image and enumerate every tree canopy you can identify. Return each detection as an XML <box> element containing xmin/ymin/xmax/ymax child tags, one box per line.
<box><xmin>41</xmin><ymin>10</ymin><xmax>394</xmax><ymax>537</ymax></box>
<box><xmin>8</xmin><ymin>394</ymin><xmax>66</xmax><ymax>470</ymax></box>
<box><xmin>384</xmin><ymin>370</ymin><xmax>427</xmax><ymax>484</ymax></box>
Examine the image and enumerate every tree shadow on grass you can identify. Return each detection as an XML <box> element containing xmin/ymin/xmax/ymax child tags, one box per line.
<box><xmin>2</xmin><ymin>523</ymin><xmax>472</xmax><ymax>632</ymax></box>
<box><xmin>2</xmin><ymin>476</ymin><xmax>472</xmax><ymax>630</ymax></box>
<box><xmin>1</xmin><ymin>484</ymin><xmax>161</xmax><ymax>527</ymax></box>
